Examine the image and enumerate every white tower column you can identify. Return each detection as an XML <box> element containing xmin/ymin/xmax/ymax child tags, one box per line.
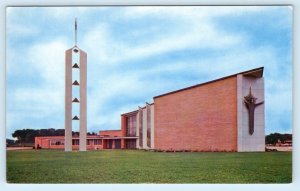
<box><xmin>79</xmin><ymin>50</ymin><xmax>87</xmax><ymax>151</ymax></box>
<box><xmin>65</xmin><ymin>18</ymin><xmax>87</xmax><ymax>152</ymax></box>
<box><xmin>65</xmin><ymin>49</ymin><xmax>73</xmax><ymax>152</ymax></box>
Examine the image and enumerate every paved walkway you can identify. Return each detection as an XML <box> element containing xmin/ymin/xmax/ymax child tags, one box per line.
<box><xmin>7</xmin><ymin>147</ymin><xmax>33</xmax><ymax>151</ymax></box>
<box><xmin>266</xmin><ymin>146</ymin><xmax>292</xmax><ymax>152</ymax></box>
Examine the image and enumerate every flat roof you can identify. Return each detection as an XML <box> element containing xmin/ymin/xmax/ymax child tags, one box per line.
<box><xmin>121</xmin><ymin>110</ymin><xmax>138</xmax><ymax>116</ymax></box>
<box><xmin>121</xmin><ymin>102</ymin><xmax>154</xmax><ymax>116</ymax></box>
<box><xmin>153</xmin><ymin>67</ymin><xmax>264</xmax><ymax>99</ymax></box>
<box><xmin>101</xmin><ymin>137</ymin><xmax>138</xmax><ymax>140</ymax></box>
<box><xmin>35</xmin><ymin>136</ymin><xmax>138</xmax><ymax>140</ymax></box>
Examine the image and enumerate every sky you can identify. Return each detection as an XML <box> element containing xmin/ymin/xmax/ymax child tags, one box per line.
<box><xmin>6</xmin><ymin>6</ymin><xmax>292</xmax><ymax>139</ymax></box>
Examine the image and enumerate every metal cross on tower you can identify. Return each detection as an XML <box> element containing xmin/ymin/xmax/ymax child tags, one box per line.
<box><xmin>244</xmin><ymin>87</ymin><xmax>264</xmax><ymax>135</ymax></box>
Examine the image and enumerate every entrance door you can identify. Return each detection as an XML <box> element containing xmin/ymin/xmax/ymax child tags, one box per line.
<box><xmin>115</xmin><ymin>140</ymin><xmax>121</xmax><ymax>149</ymax></box>
<box><xmin>125</xmin><ymin>139</ymin><xmax>136</xmax><ymax>149</ymax></box>
<box><xmin>108</xmin><ymin>140</ymin><xmax>113</xmax><ymax>149</ymax></box>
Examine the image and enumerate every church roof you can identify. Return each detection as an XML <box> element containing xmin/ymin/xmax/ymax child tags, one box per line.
<box><xmin>154</xmin><ymin>67</ymin><xmax>264</xmax><ymax>99</ymax></box>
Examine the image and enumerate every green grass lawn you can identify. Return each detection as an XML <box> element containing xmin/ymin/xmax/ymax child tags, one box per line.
<box><xmin>6</xmin><ymin>150</ymin><xmax>292</xmax><ymax>183</ymax></box>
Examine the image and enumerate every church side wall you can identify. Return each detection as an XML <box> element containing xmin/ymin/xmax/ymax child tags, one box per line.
<box><xmin>154</xmin><ymin>76</ymin><xmax>237</xmax><ymax>151</ymax></box>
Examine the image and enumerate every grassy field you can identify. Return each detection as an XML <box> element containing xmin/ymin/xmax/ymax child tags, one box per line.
<box><xmin>6</xmin><ymin>150</ymin><xmax>292</xmax><ymax>183</ymax></box>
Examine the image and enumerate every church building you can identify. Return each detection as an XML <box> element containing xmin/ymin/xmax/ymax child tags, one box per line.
<box><xmin>35</xmin><ymin>67</ymin><xmax>265</xmax><ymax>152</ymax></box>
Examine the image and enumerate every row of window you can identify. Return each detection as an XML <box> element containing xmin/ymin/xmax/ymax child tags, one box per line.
<box><xmin>138</xmin><ymin>106</ymin><xmax>152</xmax><ymax>148</ymax></box>
<box><xmin>72</xmin><ymin>139</ymin><xmax>103</xmax><ymax>145</ymax></box>
<box><xmin>50</xmin><ymin>139</ymin><xmax>102</xmax><ymax>146</ymax></box>
<box><xmin>147</xmin><ymin>105</ymin><xmax>151</xmax><ymax>147</ymax></box>
<box><xmin>126</xmin><ymin>115</ymin><xmax>137</xmax><ymax>137</ymax></box>
<box><xmin>139</xmin><ymin>111</ymin><xmax>143</xmax><ymax>147</ymax></box>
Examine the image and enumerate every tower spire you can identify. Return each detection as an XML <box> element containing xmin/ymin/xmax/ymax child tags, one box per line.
<box><xmin>65</xmin><ymin>18</ymin><xmax>87</xmax><ymax>152</ymax></box>
<box><xmin>75</xmin><ymin>18</ymin><xmax>77</xmax><ymax>46</ymax></box>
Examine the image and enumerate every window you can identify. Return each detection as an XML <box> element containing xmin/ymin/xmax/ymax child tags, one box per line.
<box><xmin>51</xmin><ymin>139</ymin><xmax>64</xmax><ymax>145</ymax></box>
<box><xmin>147</xmin><ymin>106</ymin><xmax>151</xmax><ymax>147</ymax></box>
<box><xmin>72</xmin><ymin>139</ymin><xmax>79</xmax><ymax>145</ymax></box>
<box><xmin>87</xmin><ymin>140</ymin><xmax>94</xmax><ymax>145</ymax></box>
<box><xmin>126</xmin><ymin>114</ymin><xmax>137</xmax><ymax>137</ymax></box>
<box><xmin>94</xmin><ymin>139</ymin><xmax>102</xmax><ymax>145</ymax></box>
<box><xmin>139</xmin><ymin>110</ymin><xmax>143</xmax><ymax>147</ymax></box>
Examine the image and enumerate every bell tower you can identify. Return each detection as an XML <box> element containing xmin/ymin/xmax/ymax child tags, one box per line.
<box><xmin>65</xmin><ymin>18</ymin><xmax>87</xmax><ymax>151</ymax></box>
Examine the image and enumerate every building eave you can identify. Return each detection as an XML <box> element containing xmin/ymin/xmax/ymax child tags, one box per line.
<box><xmin>153</xmin><ymin>67</ymin><xmax>264</xmax><ymax>99</ymax></box>
<box><xmin>121</xmin><ymin>110</ymin><xmax>138</xmax><ymax>116</ymax></box>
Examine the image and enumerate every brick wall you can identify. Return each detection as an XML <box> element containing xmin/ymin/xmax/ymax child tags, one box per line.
<box><xmin>35</xmin><ymin>136</ymin><xmax>104</xmax><ymax>150</ymax></box>
<box><xmin>154</xmin><ymin>76</ymin><xmax>237</xmax><ymax>151</ymax></box>
<box><xmin>99</xmin><ymin>130</ymin><xmax>122</xmax><ymax>137</ymax></box>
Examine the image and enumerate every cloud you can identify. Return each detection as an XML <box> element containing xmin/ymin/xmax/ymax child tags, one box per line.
<box><xmin>7</xmin><ymin>39</ymin><xmax>69</xmax><ymax>135</ymax></box>
<box><xmin>45</xmin><ymin>7</ymin><xmax>92</xmax><ymax>19</ymax></box>
<box><xmin>7</xmin><ymin>23</ymin><xmax>40</xmax><ymax>38</ymax></box>
<box><xmin>121</xmin><ymin>6</ymin><xmax>270</xmax><ymax>20</ymax></box>
<box><xmin>6</xmin><ymin>6</ymin><xmax>292</xmax><ymax>137</ymax></box>
<box><xmin>28</xmin><ymin>39</ymin><xmax>68</xmax><ymax>87</ymax></box>
<box><xmin>82</xmin><ymin>16</ymin><xmax>244</xmax><ymax>67</ymax></box>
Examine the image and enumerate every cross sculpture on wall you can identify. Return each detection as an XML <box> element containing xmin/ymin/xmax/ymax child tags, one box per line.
<box><xmin>244</xmin><ymin>87</ymin><xmax>264</xmax><ymax>135</ymax></box>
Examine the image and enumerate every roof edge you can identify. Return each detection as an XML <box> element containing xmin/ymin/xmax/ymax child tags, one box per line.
<box><xmin>120</xmin><ymin>102</ymin><xmax>154</xmax><ymax>116</ymax></box>
<box><xmin>154</xmin><ymin>67</ymin><xmax>264</xmax><ymax>99</ymax></box>
<box><xmin>121</xmin><ymin>110</ymin><xmax>138</xmax><ymax>116</ymax></box>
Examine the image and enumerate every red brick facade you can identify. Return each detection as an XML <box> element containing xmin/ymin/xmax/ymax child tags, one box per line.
<box><xmin>154</xmin><ymin>76</ymin><xmax>237</xmax><ymax>151</ymax></box>
<box><xmin>99</xmin><ymin>130</ymin><xmax>122</xmax><ymax>137</ymax></box>
<box><xmin>35</xmin><ymin>136</ymin><xmax>104</xmax><ymax>150</ymax></box>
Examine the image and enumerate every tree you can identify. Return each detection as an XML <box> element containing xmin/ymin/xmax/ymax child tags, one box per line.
<box><xmin>87</xmin><ymin>132</ymin><xmax>96</xmax><ymax>136</ymax></box>
<box><xmin>265</xmin><ymin>133</ymin><xmax>292</xmax><ymax>145</ymax></box>
<box><xmin>12</xmin><ymin>129</ymin><xmax>28</xmax><ymax>143</ymax></box>
<box><xmin>6</xmin><ymin>138</ymin><xmax>16</xmax><ymax>146</ymax></box>
<box><xmin>11</xmin><ymin>128</ymin><xmax>97</xmax><ymax>143</ymax></box>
